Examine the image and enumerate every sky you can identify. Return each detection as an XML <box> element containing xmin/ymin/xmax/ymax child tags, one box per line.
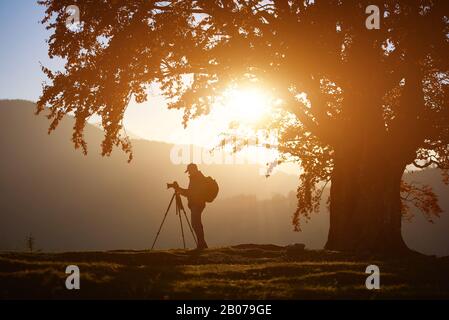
<box><xmin>0</xmin><ymin>1</ymin><xmax>54</xmax><ymax>101</ymax></box>
<box><xmin>0</xmin><ymin>1</ymin><xmax>299</xmax><ymax>175</ymax></box>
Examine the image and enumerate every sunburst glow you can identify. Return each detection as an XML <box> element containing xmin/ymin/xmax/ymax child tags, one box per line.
<box><xmin>222</xmin><ymin>88</ymin><xmax>272</xmax><ymax>124</ymax></box>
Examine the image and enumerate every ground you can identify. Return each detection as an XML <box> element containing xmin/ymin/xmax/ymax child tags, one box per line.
<box><xmin>1</xmin><ymin>244</ymin><xmax>449</xmax><ymax>299</ymax></box>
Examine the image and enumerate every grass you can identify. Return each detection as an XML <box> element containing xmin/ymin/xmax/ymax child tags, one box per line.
<box><xmin>1</xmin><ymin>244</ymin><xmax>448</xmax><ymax>299</ymax></box>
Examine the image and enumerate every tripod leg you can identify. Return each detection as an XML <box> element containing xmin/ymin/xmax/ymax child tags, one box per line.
<box><xmin>151</xmin><ymin>193</ymin><xmax>176</xmax><ymax>250</ymax></box>
<box><xmin>175</xmin><ymin>194</ymin><xmax>197</xmax><ymax>246</ymax></box>
<box><xmin>177</xmin><ymin>205</ymin><xmax>186</xmax><ymax>249</ymax></box>
<box><xmin>181</xmin><ymin>206</ymin><xmax>198</xmax><ymax>246</ymax></box>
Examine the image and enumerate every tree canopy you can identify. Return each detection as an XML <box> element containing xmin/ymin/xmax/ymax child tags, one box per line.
<box><xmin>38</xmin><ymin>0</ymin><xmax>448</xmax><ymax>234</ymax></box>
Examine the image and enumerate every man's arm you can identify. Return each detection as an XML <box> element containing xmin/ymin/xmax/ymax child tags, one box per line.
<box><xmin>177</xmin><ymin>187</ymin><xmax>189</xmax><ymax>197</ymax></box>
<box><xmin>175</xmin><ymin>184</ymin><xmax>189</xmax><ymax>197</ymax></box>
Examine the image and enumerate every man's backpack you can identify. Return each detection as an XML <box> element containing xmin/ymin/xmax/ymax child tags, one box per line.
<box><xmin>202</xmin><ymin>176</ymin><xmax>219</xmax><ymax>203</ymax></box>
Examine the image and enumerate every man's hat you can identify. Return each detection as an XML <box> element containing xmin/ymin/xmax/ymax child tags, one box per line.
<box><xmin>185</xmin><ymin>163</ymin><xmax>198</xmax><ymax>173</ymax></box>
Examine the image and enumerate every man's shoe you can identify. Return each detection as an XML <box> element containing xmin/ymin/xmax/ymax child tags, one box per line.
<box><xmin>197</xmin><ymin>243</ymin><xmax>208</xmax><ymax>250</ymax></box>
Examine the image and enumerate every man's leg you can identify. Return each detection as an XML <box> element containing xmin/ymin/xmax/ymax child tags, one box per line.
<box><xmin>191</xmin><ymin>206</ymin><xmax>207</xmax><ymax>249</ymax></box>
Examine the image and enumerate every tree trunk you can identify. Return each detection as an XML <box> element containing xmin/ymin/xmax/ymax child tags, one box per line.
<box><xmin>325</xmin><ymin>146</ymin><xmax>409</xmax><ymax>254</ymax></box>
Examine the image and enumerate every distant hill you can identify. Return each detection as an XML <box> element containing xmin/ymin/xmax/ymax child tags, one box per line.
<box><xmin>0</xmin><ymin>100</ymin><xmax>448</xmax><ymax>255</ymax></box>
<box><xmin>402</xmin><ymin>169</ymin><xmax>449</xmax><ymax>256</ymax></box>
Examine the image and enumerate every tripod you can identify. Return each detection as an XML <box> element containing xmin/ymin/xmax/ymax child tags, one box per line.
<box><xmin>151</xmin><ymin>191</ymin><xmax>198</xmax><ymax>250</ymax></box>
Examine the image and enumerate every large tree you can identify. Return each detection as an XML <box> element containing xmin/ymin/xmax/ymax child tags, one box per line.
<box><xmin>38</xmin><ymin>0</ymin><xmax>449</xmax><ymax>253</ymax></box>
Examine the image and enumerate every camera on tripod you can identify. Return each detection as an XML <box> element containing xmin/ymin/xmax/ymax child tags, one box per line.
<box><xmin>167</xmin><ymin>181</ymin><xmax>179</xmax><ymax>189</ymax></box>
<box><xmin>152</xmin><ymin>181</ymin><xmax>197</xmax><ymax>250</ymax></box>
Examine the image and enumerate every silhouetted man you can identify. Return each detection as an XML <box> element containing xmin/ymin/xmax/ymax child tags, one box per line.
<box><xmin>174</xmin><ymin>163</ymin><xmax>208</xmax><ymax>249</ymax></box>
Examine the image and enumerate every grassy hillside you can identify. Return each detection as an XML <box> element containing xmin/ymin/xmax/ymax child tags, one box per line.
<box><xmin>1</xmin><ymin>245</ymin><xmax>449</xmax><ymax>299</ymax></box>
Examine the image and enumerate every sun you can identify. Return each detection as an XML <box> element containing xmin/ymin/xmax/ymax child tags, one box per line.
<box><xmin>222</xmin><ymin>88</ymin><xmax>272</xmax><ymax>124</ymax></box>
